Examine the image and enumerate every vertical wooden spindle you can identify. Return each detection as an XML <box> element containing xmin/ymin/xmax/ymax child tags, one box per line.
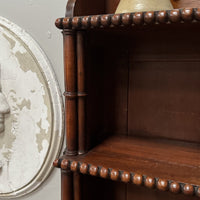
<box><xmin>74</xmin><ymin>172</ymin><xmax>82</xmax><ymax>200</ymax></box>
<box><xmin>77</xmin><ymin>31</ymin><xmax>87</xmax><ymax>154</ymax></box>
<box><xmin>63</xmin><ymin>30</ymin><xmax>78</xmax><ymax>155</ymax></box>
<box><xmin>61</xmin><ymin>170</ymin><xmax>74</xmax><ymax>200</ymax></box>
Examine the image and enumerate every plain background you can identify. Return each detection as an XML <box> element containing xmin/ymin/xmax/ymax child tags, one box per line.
<box><xmin>0</xmin><ymin>0</ymin><xmax>67</xmax><ymax>199</ymax></box>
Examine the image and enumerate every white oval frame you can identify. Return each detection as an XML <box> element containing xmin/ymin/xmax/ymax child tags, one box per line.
<box><xmin>0</xmin><ymin>17</ymin><xmax>64</xmax><ymax>198</ymax></box>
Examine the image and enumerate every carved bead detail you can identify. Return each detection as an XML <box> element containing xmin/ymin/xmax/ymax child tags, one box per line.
<box><xmin>169</xmin><ymin>9</ymin><xmax>181</xmax><ymax>23</ymax></box>
<box><xmin>61</xmin><ymin>159</ymin><xmax>69</xmax><ymax>170</ymax></box>
<box><xmin>133</xmin><ymin>174</ymin><xmax>143</xmax><ymax>185</ymax></box>
<box><xmin>63</xmin><ymin>17</ymin><xmax>71</xmax><ymax>29</ymax></box>
<box><xmin>89</xmin><ymin>165</ymin><xmax>98</xmax><ymax>176</ymax></box>
<box><xmin>101</xmin><ymin>15</ymin><xmax>111</xmax><ymax>26</ymax></box>
<box><xmin>183</xmin><ymin>184</ymin><xmax>194</xmax><ymax>195</ymax></box>
<box><xmin>133</xmin><ymin>12</ymin><xmax>143</xmax><ymax>25</ymax></box>
<box><xmin>145</xmin><ymin>177</ymin><xmax>155</xmax><ymax>188</ymax></box>
<box><xmin>110</xmin><ymin>169</ymin><xmax>119</xmax><ymax>181</ymax></box>
<box><xmin>82</xmin><ymin>16</ymin><xmax>90</xmax><ymax>28</ymax></box>
<box><xmin>170</xmin><ymin>182</ymin><xmax>180</xmax><ymax>194</ymax></box>
<box><xmin>157</xmin><ymin>11</ymin><xmax>168</xmax><ymax>23</ymax></box>
<box><xmin>111</xmin><ymin>14</ymin><xmax>122</xmax><ymax>26</ymax></box>
<box><xmin>100</xmin><ymin>167</ymin><xmax>109</xmax><ymax>178</ymax></box>
<box><xmin>70</xmin><ymin>161</ymin><xmax>78</xmax><ymax>171</ymax></box>
<box><xmin>181</xmin><ymin>8</ymin><xmax>193</xmax><ymax>21</ymax></box>
<box><xmin>80</xmin><ymin>163</ymin><xmax>88</xmax><ymax>174</ymax></box>
<box><xmin>72</xmin><ymin>17</ymin><xmax>81</xmax><ymax>28</ymax></box>
<box><xmin>197</xmin><ymin>187</ymin><xmax>200</xmax><ymax>197</ymax></box>
<box><xmin>55</xmin><ymin>18</ymin><xmax>63</xmax><ymax>29</ymax></box>
<box><xmin>144</xmin><ymin>11</ymin><xmax>155</xmax><ymax>24</ymax></box>
<box><xmin>55</xmin><ymin>8</ymin><xmax>200</xmax><ymax>30</ymax></box>
<box><xmin>122</xmin><ymin>13</ymin><xmax>132</xmax><ymax>25</ymax></box>
<box><xmin>195</xmin><ymin>8</ymin><xmax>200</xmax><ymax>21</ymax></box>
<box><xmin>121</xmin><ymin>172</ymin><xmax>130</xmax><ymax>183</ymax></box>
<box><xmin>157</xmin><ymin>179</ymin><xmax>168</xmax><ymax>191</ymax></box>
<box><xmin>91</xmin><ymin>15</ymin><xmax>100</xmax><ymax>27</ymax></box>
<box><xmin>53</xmin><ymin>159</ymin><xmax>59</xmax><ymax>167</ymax></box>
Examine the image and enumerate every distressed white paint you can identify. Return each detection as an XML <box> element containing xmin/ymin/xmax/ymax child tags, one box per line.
<box><xmin>0</xmin><ymin>17</ymin><xmax>64</xmax><ymax>198</ymax></box>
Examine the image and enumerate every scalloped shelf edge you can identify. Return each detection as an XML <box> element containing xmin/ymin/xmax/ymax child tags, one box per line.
<box><xmin>55</xmin><ymin>8</ymin><xmax>200</xmax><ymax>30</ymax></box>
<box><xmin>53</xmin><ymin>158</ymin><xmax>200</xmax><ymax>197</ymax></box>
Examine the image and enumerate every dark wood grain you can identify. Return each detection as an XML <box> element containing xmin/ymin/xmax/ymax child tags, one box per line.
<box><xmin>63</xmin><ymin>30</ymin><xmax>78</xmax><ymax>155</ymax></box>
<box><xmin>77</xmin><ymin>31</ymin><xmax>87</xmax><ymax>154</ymax></box>
<box><xmin>62</xmin><ymin>136</ymin><xmax>200</xmax><ymax>186</ymax></box>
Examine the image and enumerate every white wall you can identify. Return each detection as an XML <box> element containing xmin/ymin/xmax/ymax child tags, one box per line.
<box><xmin>0</xmin><ymin>0</ymin><xmax>67</xmax><ymax>199</ymax></box>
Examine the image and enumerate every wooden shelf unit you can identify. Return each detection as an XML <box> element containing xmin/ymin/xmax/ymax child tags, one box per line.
<box><xmin>56</xmin><ymin>135</ymin><xmax>200</xmax><ymax>195</ymax></box>
<box><xmin>54</xmin><ymin>0</ymin><xmax>200</xmax><ymax>199</ymax></box>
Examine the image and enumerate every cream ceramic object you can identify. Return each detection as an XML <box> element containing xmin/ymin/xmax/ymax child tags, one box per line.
<box><xmin>115</xmin><ymin>0</ymin><xmax>173</xmax><ymax>13</ymax></box>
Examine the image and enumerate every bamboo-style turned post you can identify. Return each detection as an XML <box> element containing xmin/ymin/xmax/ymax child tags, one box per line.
<box><xmin>63</xmin><ymin>30</ymin><xmax>78</xmax><ymax>155</ymax></box>
<box><xmin>61</xmin><ymin>170</ymin><xmax>74</xmax><ymax>200</ymax></box>
<box><xmin>77</xmin><ymin>31</ymin><xmax>87</xmax><ymax>154</ymax></box>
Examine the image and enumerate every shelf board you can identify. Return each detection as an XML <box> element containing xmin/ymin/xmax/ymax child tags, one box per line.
<box><xmin>54</xmin><ymin>135</ymin><xmax>200</xmax><ymax>196</ymax></box>
<box><xmin>55</xmin><ymin>8</ymin><xmax>200</xmax><ymax>30</ymax></box>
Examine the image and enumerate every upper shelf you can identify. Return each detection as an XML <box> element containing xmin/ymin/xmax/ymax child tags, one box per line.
<box><xmin>55</xmin><ymin>8</ymin><xmax>200</xmax><ymax>30</ymax></box>
<box><xmin>54</xmin><ymin>135</ymin><xmax>200</xmax><ymax>197</ymax></box>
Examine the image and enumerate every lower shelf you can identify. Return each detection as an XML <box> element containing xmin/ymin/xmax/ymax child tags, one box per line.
<box><xmin>54</xmin><ymin>135</ymin><xmax>200</xmax><ymax>197</ymax></box>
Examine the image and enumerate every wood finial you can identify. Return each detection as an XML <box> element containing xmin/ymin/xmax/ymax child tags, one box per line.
<box><xmin>144</xmin><ymin>11</ymin><xmax>155</xmax><ymax>24</ymax></box>
<box><xmin>72</xmin><ymin>17</ymin><xmax>81</xmax><ymax>28</ymax></box>
<box><xmin>70</xmin><ymin>161</ymin><xmax>78</xmax><ymax>171</ymax></box>
<box><xmin>101</xmin><ymin>15</ymin><xmax>111</xmax><ymax>27</ymax></box>
<box><xmin>55</xmin><ymin>18</ymin><xmax>63</xmax><ymax>29</ymax></box>
<box><xmin>157</xmin><ymin>10</ymin><xmax>168</xmax><ymax>23</ymax></box>
<box><xmin>195</xmin><ymin>8</ymin><xmax>200</xmax><ymax>20</ymax></box>
<box><xmin>183</xmin><ymin>184</ymin><xmax>194</xmax><ymax>195</ymax></box>
<box><xmin>121</xmin><ymin>172</ymin><xmax>130</xmax><ymax>183</ymax></box>
<box><xmin>63</xmin><ymin>17</ymin><xmax>72</xmax><ymax>29</ymax></box>
<box><xmin>89</xmin><ymin>165</ymin><xmax>98</xmax><ymax>176</ymax></box>
<box><xmin>170</xmin><ymin>182</ymin><xmax>180</xmax><ymax>194</ymax></box>
<box><xmin>133</xmin><ymin>12</ymin><xmax>143</xmax><ymax>25</ymax></box>
<box><xmin>133</xmin><ymin>174</ymin><xmax>143</xmax><ymax>185</ymax></box>
<box><xmin>111</xmin><ymin>14</ymin><xmax>122</xmax><ymax>26</ymax></box>
<box><xmin>61</xmin><ymin>159</ymin><xmax>69</xmax><ymax>170</ymax></box>
<box><xmin>196</xmin><ymin>187</ymin><xmax>200</xmax><ymax>197</ymax></box>
<box><xmin>82</xmin><ymin>16</ymin><xmax>90</xmax><ymax>28</ymax></box>
<box><xmin>91</xmin><ymin>15</ymin><xmax>100</xmax><ymax>27</ymax></box>
<box><xmin>122</xmin><ymin>13</ymin><xmax>132</xmax><ymax>25</ymax></box>
<box><xmin>100</xmin><ymin>167</ymin><xmax>109</xmax><ymax>179</ymax></box>
<box><xmin>145</xmin><ymin>177</ymin><xmax>155</xmax><ymax>188</ymax></box>
<box><xmin>80</xmin><ymin>163</ymin><xmax>88</xmax><ymax>174</ymax></box>
<box><xmin>181</xmin><ymin>8</ymin><xmax>193</xmax><ymax>21</ymax></box>
<box><xmin>157</xmin><ymin>179</ymin><xmax>168</xmax><ymax>191</ymax></box>
<box><xmin>169</xmin><ymin>9</ymin><xmax>181</xmax><ymax>22</ymax></box>
<box><xmin>53</xmin><ymin>159</ymin><xmax>59</xmax><ymax>168</ymax></box>
<box><xmin>110</xmin><ymin>169</ymin><xmax>119</xmax><ymax>181</ymax></box>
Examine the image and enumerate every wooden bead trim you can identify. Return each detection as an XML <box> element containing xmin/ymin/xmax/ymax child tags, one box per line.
<box><xmin>55</xmin><ymin>8</ymin><xmax>200</xmax><ymax>30</ymax></box>
<box><xmin>54</xmin><ymin>159</ymin><xmax>199</xmax><ymax>196</ymax></box>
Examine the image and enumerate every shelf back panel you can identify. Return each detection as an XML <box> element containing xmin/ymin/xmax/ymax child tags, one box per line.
<box><xmin>86</xmin><ymin>24</ymin><xmax>200</xmax><ymax>145</ymax></box>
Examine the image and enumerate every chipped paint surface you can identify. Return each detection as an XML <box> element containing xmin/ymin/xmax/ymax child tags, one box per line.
<box><xmin>0</xmin><ymin>17</ymin><xmax>64</xmax><ymax>198</ymax></box>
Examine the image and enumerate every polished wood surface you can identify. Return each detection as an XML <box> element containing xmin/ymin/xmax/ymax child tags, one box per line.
<box><xmin>77</xmin><ymin>31</ymin><xmax>87</xmax><ymax>154</ymax></box>
<box><xmin>57</xmin><ymin>136</ymin><xmax>200</xmax><ymax>190</ymax></box>
<box><xmin>56</xmin><ymin>8</ymin><xmax>200</xmax><ymax>30</ymax></box>
<box><xmin>55</xmin><ymin>1</ymin><xmax>200</xmax><ymax>200</ymax></box>
<box><xmin>63</xmin><ymin>30</ymin><xmax>78</xmax><ymax>155</ymax></box>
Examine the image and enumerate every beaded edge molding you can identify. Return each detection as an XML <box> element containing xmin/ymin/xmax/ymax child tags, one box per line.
<box><xmin>53</xmin><ymin>159</ymin><xmax>200</xmax><ymax>197</ymax></box>
<box><xmin>55</xmin><ymin>8</ymin><xmax>200</xmax><ymax>30</ymax></box>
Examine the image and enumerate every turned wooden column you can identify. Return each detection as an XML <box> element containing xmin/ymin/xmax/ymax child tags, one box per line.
<box><xmin>77</xmin><ymin>31</ymin><xmax>87</xmax><ymax>154</ymax></box>
<box><xmin>63</xmin><ymin>29</ymin><xmax>78</xmax><ymax>156</ymax></box>
<box><xmin>61</xmin><ymin>170</ymin><xmax>74</xmax><ymax>200</ymax></box>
